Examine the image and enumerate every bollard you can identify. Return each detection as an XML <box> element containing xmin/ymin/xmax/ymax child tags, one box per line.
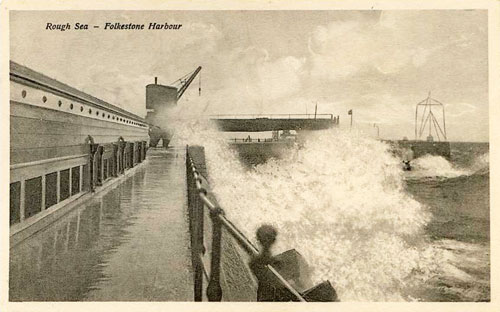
<box><xmin>206</xmin><ymin>207</ymin><xmax>224</xmax><ymax>301</ymax></box>
<box><xmin>249</xmin><ymin>225</ymin><xmax>284</xmax><ymax>301</ymax></box>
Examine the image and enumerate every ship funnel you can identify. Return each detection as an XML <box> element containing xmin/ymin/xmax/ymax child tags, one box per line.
<box><xmin>154</xmin><ymin>77</ymin><xmax>158</xmax><ymax>85</ymax></box>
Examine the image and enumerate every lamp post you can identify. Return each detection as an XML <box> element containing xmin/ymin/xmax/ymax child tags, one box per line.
<box><xmin>348</xmin><ymin>109</ymin><xmax>353</xmax><ymax>129</ymax></box>
<box><xmin>373</xmin><ymin>123</ymin><xmax>380</xmax><ymax>139</ymax></box>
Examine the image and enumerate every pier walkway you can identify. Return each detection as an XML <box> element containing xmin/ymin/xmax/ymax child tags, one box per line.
<box><xmin>9</xmin><ymin>147</ymin><xmax>193</xmax><ymax>301</ymax></box>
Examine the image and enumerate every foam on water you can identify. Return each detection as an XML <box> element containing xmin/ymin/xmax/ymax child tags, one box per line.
<box><xmin>422</xmin><ymin>239</ymin><xmax>490</xmax><ymax>302</ymax></box>
<box><xmin>172</xmin><ymin>119</ymin><xmax>445</xmax><ymax>301</ymax></box>
<box><xmin>470</xmin><ymin>152</ymin><xmax>489</xmax><ymax>174</ymax></box>
<box><xmin>409</xmin><ymin>155</ymin><xmax>467</xmax><ymax>178</ymax></box>
<box><xmin>407</xmin><ymin>152</ymin><xmax>489</xmax><ymax>179</ymax></box>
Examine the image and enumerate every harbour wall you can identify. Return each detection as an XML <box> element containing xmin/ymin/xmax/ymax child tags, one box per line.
<box><xmin>228</xmin><ymin>141</ymin><xmax>295</xmax><ymax>165</ymax></box>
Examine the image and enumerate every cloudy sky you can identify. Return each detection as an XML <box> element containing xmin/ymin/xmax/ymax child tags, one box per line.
<box><xmin>11</xmin><ymin>10</ymin><xmax>488</xmax><ymax>141</ymax></box>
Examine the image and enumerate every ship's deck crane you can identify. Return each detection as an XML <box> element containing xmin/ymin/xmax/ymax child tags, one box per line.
<box><xmin>171</xmin><ymin>66</ymin><xmax>202</xmax><ymax>100</ymax></box>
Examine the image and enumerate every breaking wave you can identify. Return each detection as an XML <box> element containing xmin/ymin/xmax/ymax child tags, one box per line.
<box><xmin>409</xmin><ymin>155</ymin><xmax>467</xmax><ymax>178</ymax></box>
<box><xmin>172</xmin><ymin>119</ymin><xmax>442</xmax><ymax>301</ymax></box>
<box><xmin>469</xmin><ymin>152</ymin><xmax>489</xmax><ymax>175</ymax></box>
<box><xmin>422</xmin><ymin>240</ymin><xmax>490</xmax><ymax>302</ymax></box>
<box><xmin>407</xmin><ymin>152</ymin><xmax>489</xmax><ymax>179</ymax></box>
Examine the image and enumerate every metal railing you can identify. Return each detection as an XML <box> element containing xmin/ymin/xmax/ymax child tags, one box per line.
<box><xmin>186</xmin><ymin>146</ymin><xmax>306</xmax><ymax>302</ymax></box>
<box><xmin>228</xmin><ymin>138</ymin><xmax>285</xmax><ymax>143</ymax></box>
<box><xmin>209</xmin><ymin>113</ymin><xmax>334</xmax><ymax>120</ymax></box>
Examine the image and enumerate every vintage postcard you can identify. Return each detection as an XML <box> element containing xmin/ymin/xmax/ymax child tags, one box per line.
<box><xmin>1</xmin><ymin>0</ymin><xmax>499</xmax><ymax>311</ymax></box>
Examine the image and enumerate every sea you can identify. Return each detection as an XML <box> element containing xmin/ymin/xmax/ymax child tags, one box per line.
<box><xmin>173</xmin><ymin>121</ymin><xmax>490</xmax><ymax>302</ymax></box>
<box><xmin>9</xmin><ymin>118</ymin><xmax>490</xmax><ymax>302</ymax></box>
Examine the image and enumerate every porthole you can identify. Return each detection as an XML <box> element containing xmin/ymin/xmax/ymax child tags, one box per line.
<box><xmin>108</xmin><ymin>115</ymin><xmax>110</xmax><ymax>119</ymax></box>
<box><xmin>42</xmin><ymin>96</ymin><xmax>47</xmax><ymax>103</ymax></box>
<box><xmin>89</xmin><ymin>109</ymin><xmax>92</xmax><ymax>114</ymax></box>
<box><xmin>58</xmin><ymin>100</ymin><xmax>62</xmax><ymax>107</ymax></box>
<box><xmin>70</xmin><ymin>103</ymin><xmax>74</xmax><ymax>110</ymax></box>
<box><xmin>80</xmin><ymin>106</ymin><xmax>84</xmax><ymax>112</ymax></box>
<box><xmin>112</xmin><ymin>116</ymin><xmax>115</xmax><ymax>120</ymax></box>
<box><xmin>21</xmin><ymin>90</ymin><xmax>27</xmax><ymax>98</ymax></box>
<box><xmin>96</xmin><ymin>111</ymin><xmax>99</xmax><ymax>116</ymax></box>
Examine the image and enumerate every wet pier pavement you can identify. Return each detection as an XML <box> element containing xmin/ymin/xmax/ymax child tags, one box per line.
<box><xmin>9</xmin><ymin>147</ymin><xmax>193</xmax><ymax>301</ymax></box>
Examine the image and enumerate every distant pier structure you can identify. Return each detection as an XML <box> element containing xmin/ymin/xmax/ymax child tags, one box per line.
<box><xmin>391</xmin><ymin>93</ymin><xmax>451</xmax><ymax>160</ymax></box>
<box><xmin>414</xmin><ymin>92</ymin><xmax>447</xmax><ymax>142</ymax></box>
<box><xmin>212</xmin><ymin>113</ymin><xmax>339</xmax><ymax>164</ymax></box>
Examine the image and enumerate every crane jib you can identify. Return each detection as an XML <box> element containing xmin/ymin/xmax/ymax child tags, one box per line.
<box><xmin>177</xmin><ymin>66</ymin><xmax>202</xmax><ymax>100</ymax></box>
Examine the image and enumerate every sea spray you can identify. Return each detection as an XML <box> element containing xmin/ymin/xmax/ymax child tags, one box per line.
<box><xmin>408</xmin><ymin>152</ymin><xmax>489</xmax><ymax>179</ymax></box>
<box><xmin>410</xmin><ymin>155</ymin><xmax>467</xmax><ymax>178</ymax></box>
<box><xmin>172</xmin><ymin>118</ymin><xmax>440</xmax><ymax>301</ymax></box>
<box><xmin>470</xmin><ymin>152</ymin><xmax>489</xmax><ymax>175</ymax></box>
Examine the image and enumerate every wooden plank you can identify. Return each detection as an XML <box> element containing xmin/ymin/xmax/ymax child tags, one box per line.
<box><xmin>10</xmin><ymin>145</ymin><xmax>88</xmax><ymax>165</ymax></box>
<box><xmin>11</xmin><ymin>101</ymin><xmax>147</xmax><ymax>131</ymax></box>
<box><xmin>11</xmin><ymin>112</ymin><xmax>146</xmax><ymax>137</ymax></box>
<box><xmin>11</xmin><ymin>114</ymin><xmax>147</xmax><ymax>149</ymax></box>
<box><xmin>10</xmin><ymin>154</ymin><xmax>88</xmax><ymax>182</ymax></box>
<box><xmin>41</xmin><ymin>175</ymin><xmax>46</xmax><ymax>211</ymax></box>
<box><xmin>56</xmin><ymin>171</ymin><xmax>61</xmax><ymax>203</ymax></box>
<box><xmin>19</xmin><ymin>180</ymin><xmax>25</xmax><ymax>222</ymax></box>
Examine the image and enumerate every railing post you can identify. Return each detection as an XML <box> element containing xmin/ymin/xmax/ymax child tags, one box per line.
<box><xmin>186</xmin><ymin>146</ymin><xmax>203</xmax><ymax>302</ymax></box>
<box><xmin>196</xmin><ymin>179</ymin><xmax>205</xmax><ymax>257</ymax></box>
<box><xmin>206</xmin><ymin>207</ymin><xmax>224</xmax><ymax>301</ymax></box>
<box><xmin>192</xmin><ymin>169</ymin><xmax>206</xmax><ymax>301</ymax></box>
<box><xmin>193</xmin><ymin>190</ymin><xmax>204</xmax><ymax>302</ymax></box>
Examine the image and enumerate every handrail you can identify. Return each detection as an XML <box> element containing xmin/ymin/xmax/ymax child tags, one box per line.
<box><xmin>186</xmin><ymin>146</ymin><xmax>307</xmax><ymax>302</ymax></box>
<box><xmin>228</xmin><ymin>138</ymin><xmax>290</xmax><ymax>143</ymax></box>
<box><xmin>209</xmin><ymin>113</ymin><xmax>333</xmax><ymax>120</ymax></box>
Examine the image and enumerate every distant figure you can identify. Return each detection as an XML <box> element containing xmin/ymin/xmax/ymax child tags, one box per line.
<box><xmin>402</xmin><ymin>148</ymin><xmax>414</xmax><ymax>171</ymax></box>
<box><xmin>249</xmin><ymin>224</ymin><xmax>285</xmax><ymax>301</ymax></box>
<box><xmin>246</xmin><ymin>135</ymin><xmax>252</xmax><ymax>142</ymax></box>
<box><xmin>402</xmin><ymin>148</ymin><xmax>414</xmax><ymax>162</ymax></box>
<box><xmin>402</xmin><ymin>160</ymin><xmax>412</xmax><ymax>171</ymax></box>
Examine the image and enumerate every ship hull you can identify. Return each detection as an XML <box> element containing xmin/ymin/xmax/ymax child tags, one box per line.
<box><xmin>9</xmin><ymin>61</ymin><xmax>150</xmax><ymax>243</ymax></box>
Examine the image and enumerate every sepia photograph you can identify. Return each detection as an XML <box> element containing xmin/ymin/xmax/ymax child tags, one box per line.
<box><xmin>1</xmin><ymin>1</ymin><xmax>499</xmax><ymax>311</ymax></box>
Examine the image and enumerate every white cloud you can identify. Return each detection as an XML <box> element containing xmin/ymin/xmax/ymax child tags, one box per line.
<box><xmin>10</xmin><ymin>10</ymin><xmax>488</xmax><ymax>141</ymax></box>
